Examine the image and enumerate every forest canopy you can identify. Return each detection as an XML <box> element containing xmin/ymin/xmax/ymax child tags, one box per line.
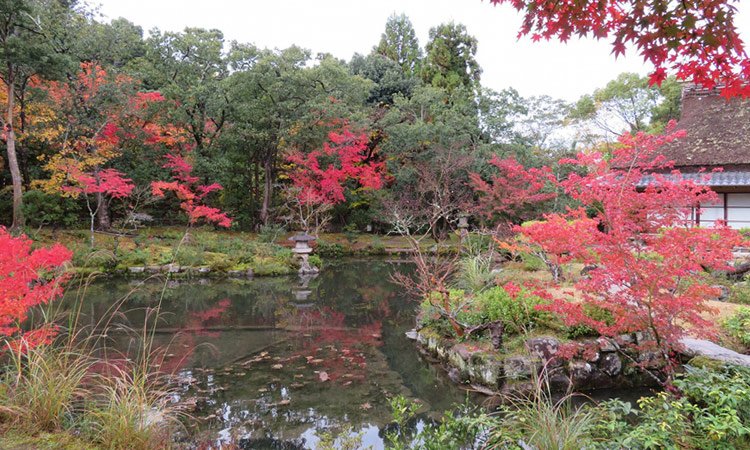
<box><xmin>0</xmin><ymin>3</ymin><xmax>682</xmax><ymax>232</ymax></box>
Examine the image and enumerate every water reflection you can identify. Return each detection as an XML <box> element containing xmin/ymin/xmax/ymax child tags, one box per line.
<box><xmin>65</xmin><ymin>259</ymin><xmax>471</xmax><ymax>449</ymax></box>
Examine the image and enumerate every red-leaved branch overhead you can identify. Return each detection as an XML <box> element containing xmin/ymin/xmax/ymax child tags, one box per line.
<box><xmin>489</xmin><ymin>0</ymin><xmax>750</xmax><ymax>98</ymax></box>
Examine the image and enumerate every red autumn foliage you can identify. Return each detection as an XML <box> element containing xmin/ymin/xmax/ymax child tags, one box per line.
<box><xmin>0</xmin><ymin>228</ymin><xmax>71</xmax><ymax>348</ymax></box>
<box><xmin>286</xmin><ymin>126</ymin><xmax>385</xmax><ymax>206</ymax></box>
<box><xmin>521</xmin><ymin>124</ymin><xmax>745</xmax><ymax>372</ymax></box>
<box><xmin>470</xmin><ymin>156</ymin><xmax>556</xmax><ymax>225</ymax></box>
<box><xmin>61</xmin><ymin>166</ymin><xmax>134</xmax><ymax>200</ymax></box>
<box><xmin>151</xmin><ymin>154</ymin><xmax>232</xmax><ymax>228</ymax></box>
<box><xmin>489</xmin><ymin>0</ymin><xmax>750</xmax><ymax>98</ymax></box>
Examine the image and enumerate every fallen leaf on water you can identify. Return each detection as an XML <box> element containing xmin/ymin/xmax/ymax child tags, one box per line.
<box><xmin>319</xmin><ymin>371</ymin><xmax>329</xmax><ymax>382</ymax></box>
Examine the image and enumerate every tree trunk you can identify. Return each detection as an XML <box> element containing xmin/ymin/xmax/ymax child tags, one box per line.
<box><xmin>96</xmin><ymin>192</ymin><xmax>111</xmax><ymax>230</ymax></box>
<box><xmin>5</xmin><ymin>79</ymin><xmax>24</xmax><ymax>230</ymax></box>
<box><xmin>260</xmin><ymin>157</ymin><xmax>273</xmax><ymax>226</ymax></box>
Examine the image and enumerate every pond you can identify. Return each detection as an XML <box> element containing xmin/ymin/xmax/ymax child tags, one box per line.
<box><xmin>65</xmin><ymin>259</ymin><xmax>474</xmax><ymax>449</ymax></box>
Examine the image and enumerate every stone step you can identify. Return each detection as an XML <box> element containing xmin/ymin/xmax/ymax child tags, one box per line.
<box><xmin>680</xmin><ymin>338</ymin><xmax>750</xmax><ymax>367</ymax></box>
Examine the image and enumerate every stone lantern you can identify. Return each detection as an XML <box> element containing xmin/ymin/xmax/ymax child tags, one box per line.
<box><xmin>457</xmin><ymin>215</ymin><xmax>470</xmax><ymax>242</ymax></box>
<box><xmin>289</xmin><ymin>233</ymin><xmax>319</xmax><ymax>275</ymax></box>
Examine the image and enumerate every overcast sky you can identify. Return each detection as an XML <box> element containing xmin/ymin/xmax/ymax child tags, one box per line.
<box><xmin>95</xmin><ymin>0</ymin><xmax>750</xmax><ymax>102</ymax></box>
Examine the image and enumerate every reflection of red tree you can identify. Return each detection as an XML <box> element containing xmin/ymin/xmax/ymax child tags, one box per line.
<box><xmin>158</xmin><ymin>298</ymin><xmax>232</xmax><ymax>374</ymax></box>
<box><xmin>284</xmin><ymin>307</ymin><xmax>382</xmax><ymax>383</ymax></box>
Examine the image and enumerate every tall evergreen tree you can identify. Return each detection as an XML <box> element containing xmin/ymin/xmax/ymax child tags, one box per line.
<box><xmin>374</xmin><ymin>13</ymin><xmax>421</xmax><ymax>77</ymax></box>
<box><xmin>422</xmin><ymin>22</ymin><xmax>481</xmax><ymax>92</ymax></box>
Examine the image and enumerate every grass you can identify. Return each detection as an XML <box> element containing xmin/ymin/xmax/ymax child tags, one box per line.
<box><xmin>0</xmin><ymin>430</ymin><xmax>101</xmax><ymax>450</ymax></box>
<box><xmin>489</xmin><ymin>376</ymin><xmax>597</xmax><ymax>449</ymax></box>
<box><xmin>0</xmin><ymin>272</ymin><xmax>187</xmax><ymax>449</ymax></box>
<box><xmin>0</xmin><ymin>343</ymin><xmax>92</xmax><ymax>432</ymax></box>
<box><xmin>85</xmin><ymin>367</ymin><xmax>181</xmax><ymax>450</ymax></box>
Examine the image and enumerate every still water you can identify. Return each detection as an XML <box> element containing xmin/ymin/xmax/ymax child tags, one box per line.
<box><xmin>68</xmin><ymin>259</ymin><xmax>473</xmax><ymax>449</ymax></box>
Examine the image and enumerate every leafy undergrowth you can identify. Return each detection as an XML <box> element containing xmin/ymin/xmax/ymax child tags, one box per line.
<box><xmin>380</xmin><ymin>364</ymin><xmax>750</xmax><ymax>449</ymax></box>
<box><xmin>27</xmin><ymin>227</ymin><xmax>461</xmax><ymax>277</ymax></box>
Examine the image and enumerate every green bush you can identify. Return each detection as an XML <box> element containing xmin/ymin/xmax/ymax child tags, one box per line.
<box><xmin>471</xmin><ymin>286</ymin><xmax>549</xmax><ymax>335</ymax></box>
<box><xmin>316</xmin><ymin>240</ymin><xmax>345</xmax><ymax>257</ymax></box>
<box><xmin>367</xmin><ymin>237</ymin><xmax>386</xmax><ymax>255</ymax></box>
<box><xmin>21</xmin><ymin>190</ymin><xmax>81</xmax><ymax>228</ymax></box>
<box><xmin>419</xmin><ymin>286</ymin><xmax>549</xmax><ymax>338</ymax></box>
<box><xmin>454</xmin><ymin>254</ymin><xmax>495</xmax><ymax>292</ymax></box>
<box><xmin>724</xmin><ymin>306</ymin><xmax>750</xmax><ymax>346</ymax></box>
<box><xmin>730</xmin><ymin>283</ymin><xmax>750</xmax><ymax>305</ymax></box>
<box><xmin>76</xmin><ymin>250</ymin><xmax>117</xmax><ymax>270</ymax></box>
<box><xmin>204</xmin><ymin>252</ymin><xmax>232</xmax><ymax>272</ymax></box>
<box><xmin>120</xmin><ymin>248</ymin><xmax>149</xmax><ymax>266</ymax></box>
<box><xmin>308</xmin><ymin>254</ymin><xmax>322</xmax><ymax>269</ymax></box>
<box><xmin>591</xmin><ymin>365</ymin><xmax>750</xmax><ymax>449</ymax></box>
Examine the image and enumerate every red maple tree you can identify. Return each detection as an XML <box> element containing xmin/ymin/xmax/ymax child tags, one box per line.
<box><xmin>470</xmin><ymin>156</ymin><xmax>556</xmax><ymax>227</ymax></box>
<box><xmin>489</xmin><ymin>0</ymin><xmax>750</xmax><ymax>98</ymax></box>
<box><xmin>151</xmin><ymin>153</ymin><xmax>232</xmax><ymax>228</ymax></box>
<box><xmin>286</xmin><ymin>126</ymin><xmax>385</xmax><ymax>205</ymax></box>
<box><xmin>60</xmin><ymin>163</ymin><xmax>134</xmax><ymax>247</ymax></box>
<box><xmin>521</xmin><ymin>124</ymin><xmax>745</xmax><ymax>377</ymax></box>
<box><xmin>284</xmin><ymin>125</ymin><xmax>385</xmax><ymax>233</ymax></box>
<box><xmin>0</xmin><ymin>228</ymin><xmax>71</xmax><ymax>349</ymax></box>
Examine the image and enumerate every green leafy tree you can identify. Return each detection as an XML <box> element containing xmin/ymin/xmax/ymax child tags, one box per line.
<box><xmin>570</xmin><ymin>72</ymin><xmax>681</xmax><ymax>139</ymax></box>
<box><xmin>0</xmin><ymin>0</ymin><xmax>71</xmax><ymax>229</ymax></box>
<box><xmin>223</xmin><ymin>47</ymin><xmax>371</xmax><ymax>228</ymax></box>
<box><xmin>142</xmin><ymin>27</ymin><xmax>228</xmax><ymax>155</ymax></box>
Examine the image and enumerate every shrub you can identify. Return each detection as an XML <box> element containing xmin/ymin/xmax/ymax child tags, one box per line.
<box><xmin>470</xmin><ymin>285</ymin><xmax>549</xmax><ymax>335</ymax></box>
<box><xmin>317</xmin><ymin>240</ymin><xmax>345</xmax><ymax>257</ymax></box>
<box><xmin>591</xmin><ymin>365</ymin><xmax>750</xmax><ymax>449</ymax></box>
<box><xmin>454</xmin><ymin>253</ymin><xmax>496</xmax><ymax>292</ymax></box>
<box><xmin>78</xmin><ymin>250</ymin><xmax>117</xmax><ymax>271</ymax></box>
<box><xmin>21</xmin><ymin>190</ymin><xmax>81</xmax><ymax>229</ymax></box>
<box><xmin>730</xmin><ymin>283</ymin><xmax>750</xmax><ymax>305</ymax></box>
<box><xmin>119</xmin><ymin>248</ymin><xmax>149</xmax><ymax>266</ymax></box>
<box><xmin>86</xmin><ymin>369</ymin><xmax>179</xmax><ymax>450</ymax></box>
<box><xmin>308</xmin><ymin>254</ymin><xmax>323</xmax><ymax>269</ymax></box>
<box><xmin>723</xmin><ymin>306</ymin><xmax>750</xmax><ymax>346</ymax></box>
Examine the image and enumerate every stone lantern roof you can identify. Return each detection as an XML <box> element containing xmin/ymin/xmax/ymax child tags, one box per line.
<box><xmin>288</xmin><ymin>233</ymin><xmax>316</xmax><ymax>243</ymax></box>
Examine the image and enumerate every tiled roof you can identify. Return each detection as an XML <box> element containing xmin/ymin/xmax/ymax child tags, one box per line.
<box><xmin>657</xmin><ymin>85</ymin><xmax>750</xmax><ymax>168</ymax></box>
<box><xmin>638</xmin><ymin>171</ymin><xmax>750</xmax><ymax>188</ymax></box>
